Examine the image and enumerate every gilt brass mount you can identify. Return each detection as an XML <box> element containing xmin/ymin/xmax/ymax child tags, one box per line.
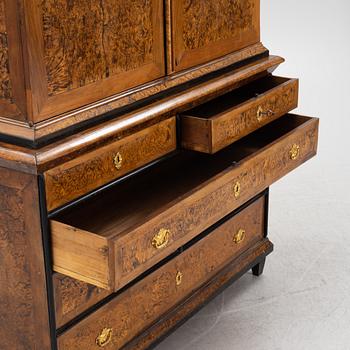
<box><xmin>152</xmin><ymin>228</ymin><xmax>170</xmax><ymax>249</ymax></box>
<box><xmin>233</xmin><ymin>229</ymin><xmax>246</xmax><ymax>244</ymax></box>
<box><xmin>289</xmin><ymin>144</ymin><xmax>300</xmax><ymax>160</ymax></box>
<box><xmin>96</xmin><ymin>328</ymin><xmax>113</xmax><ymax>347</ymax></box>
<box><xmin>113</xmin><ymin>152</ymin><xmax>123</xmax><ymax>170</ymax></box>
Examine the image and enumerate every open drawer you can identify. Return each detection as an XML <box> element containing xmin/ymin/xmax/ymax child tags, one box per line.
<box><xmin>50</xmin><ymin>114</ymin><xmax>318</xmax><ymax>291</ymax></box>
<box><xmin>180</xmin><ymin>75</ymin><xmax>299</xmax><ymax>153</ymax></box>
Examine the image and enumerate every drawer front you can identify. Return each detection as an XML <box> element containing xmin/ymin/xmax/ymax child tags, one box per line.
<box><xmin>181</xmin><ymin>76</ymin><xmax>299</xmax><ymax>153</ymax></box>
<box><xmin>58</xmin><ymin>196</ymin><xmax>266</xmax><ymax>349</ymax></box>
<box><xmin>45</xmin><ymin>117</ymin><xmax>176</xmax><ymax>211</ymax></box>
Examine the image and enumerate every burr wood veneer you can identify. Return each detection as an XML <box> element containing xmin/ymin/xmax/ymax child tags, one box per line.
<box><xmin>0</xmin><ymin>1</ymin><xmax>318</xmax><ymax>349</ymax></box>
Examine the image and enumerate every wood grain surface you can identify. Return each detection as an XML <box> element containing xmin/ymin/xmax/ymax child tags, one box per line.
<box><xmin>170</xmin><ymin>0</ymin><xmax>260</xmax><ymax>71</ymax></box>
<box><xmin>42</xmin><ymin>0</ymin><xmax>157</xmax><ymax>97</ymax></box>
<box><xmin>57</xmin><ymin>196</ymin><xmax>265</xmax><ymax>349</ymax></box>
<box><xmin>124</xmin><ymin>239</ymin><xmax>273</xmax><ymax>350</ymax></box>
<box><xmin>181</xmin><ymin>75</ymin><xmax>299</xmax><ymax>153</ymax></box>
<box><xmin>0</xmin><ymin>167</ymin><xmax>51</xmax><ymax>349</ymax></box>
<box><xmin>0</xmin><ymin>0</ymin><xmax>11</xmax><ymax>100</ymax></box>
<box><xmin>50</xmin><ymin>114</ymin><xmax>318</xmax><ymax>291</ymax></box>
<box><xmin>53</xmin><ymin>273</ymin><xmax>111</xmax><ymax>328</ymax></box>
<box><xmin>44</xmin><ymin>117</ymin><xmax>176</xmax><ymax>211</ymax></box>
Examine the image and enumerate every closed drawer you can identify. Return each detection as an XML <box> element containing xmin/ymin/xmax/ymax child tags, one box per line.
<box><xmin>57</xmin><ymin>194</ymin><xmax>266</xmax><ymax>350</ymax></box>
<box><xmin>44</xmin><ymin>117</ymin><xmax>177</xmax><ymax>211</ymax></box>
<box><xmin>181</xmin><ymin>75</ymin><xmax>299</xmax><ymax>153</ymax></box>
<box><xmin>50</xmin><ymin>114</ymin><xmax>318</xmax><ymax>292</ymax></box>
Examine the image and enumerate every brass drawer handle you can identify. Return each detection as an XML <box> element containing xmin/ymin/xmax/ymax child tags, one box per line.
<box><xmin>152</xmin><ymin>228</ymin><xmax>170</xmax><ymax>249</ymax></box>
<box><xmin>176</xmin><ymin>271</ymin><xmax>183</xmax><ymax>286</ymax></box>
<box><xmin>233</xmin><ymin>181</ymin><xmax>241</xmax><ymax>199</ymax></box>
<box><xmin>257</xmin><ymin>106</ymin><xmax>274</xmax><ymax>122</ymax></box>
<box><xmin>96</xmin><ymin>328</ymin><xmax>113</xmax><ymax>347</ymax></box>
<box><xmin>289</xmin><ymin>144</ymin><xmax>300</xmax><ymax>160</ymax></box>
<box><xmin>233</xmin><ymin>229</ymin><xmax>246</xmax><ymax>244</ymax></box>
<box><xmin>113</xmin><ymin>152</ymin><xmax>123</xmax><ymax>170</ymax></box>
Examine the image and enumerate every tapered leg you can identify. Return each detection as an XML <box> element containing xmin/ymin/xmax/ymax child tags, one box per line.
<box><xmin>252</xmin><ymin>258</ymin><xmax>266</xmax><ymax>276</ymax></box>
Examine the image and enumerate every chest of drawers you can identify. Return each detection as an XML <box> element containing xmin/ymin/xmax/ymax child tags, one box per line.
<box><xmin>0</xmin><ymin>1</ymin><xmax>318</xmax><ymax>349</ymax></box>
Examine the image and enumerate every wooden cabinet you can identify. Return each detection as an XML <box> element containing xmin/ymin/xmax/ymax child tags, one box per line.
<box><xmin>0</xmin><ymin>2</ymin><xmax>318</xmax><ymax>349</ymax></box>
<box><xmin>168</xmin><ymin>0</ymin><xmax>260</xmax><ymax>72</ymax></box>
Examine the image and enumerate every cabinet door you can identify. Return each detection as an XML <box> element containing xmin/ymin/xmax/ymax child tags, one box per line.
<box><xmin>24</xmin><ymin>0</ymin><xmax>165</xmax><ymax>122</ymax></box>
<box><xmin>169</xmin><ymin>0</ymin><xmax>260</xmax><ymax>73</ymax></box>
<box><xmin>0</xmin><ymin>0</ymin><xmax>27</xmax><ymax>121</ymax></box>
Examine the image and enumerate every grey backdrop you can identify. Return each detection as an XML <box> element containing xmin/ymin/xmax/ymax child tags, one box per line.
<box><xmin>156</xmin><ymin>1</ymin><xmax>350</xmax><ymax>349</ymax></box>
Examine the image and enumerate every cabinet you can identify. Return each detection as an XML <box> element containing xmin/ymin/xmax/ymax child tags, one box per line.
<box><xmin>0</xmin><ymin>2</ymin><xmax>318</xmax><ymax>349</ymax></box>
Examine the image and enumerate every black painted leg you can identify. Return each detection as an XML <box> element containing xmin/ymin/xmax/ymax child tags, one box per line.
<box><xmin>252</xmin><ymin>258</ymin><xmax>266</xmax><ymax>276</ymax></box>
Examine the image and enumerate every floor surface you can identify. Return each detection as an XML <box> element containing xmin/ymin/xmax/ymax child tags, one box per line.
<box><xmin>155</xmin><ymin>1</ymin><xmax>350</xmax><ymax>349</ymax></box>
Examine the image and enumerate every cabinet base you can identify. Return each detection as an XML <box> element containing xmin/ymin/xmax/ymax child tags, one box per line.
<box><xmin>123</xmin><ymin>239</ymin><xmax>273</xmax><ymax>350</ymax></box>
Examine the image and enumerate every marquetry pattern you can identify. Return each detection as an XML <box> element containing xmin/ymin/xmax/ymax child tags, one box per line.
<box><xmin>58</xmin><ymin>197</ymin><xmax>265</xmax><ymax>349</ymax></box>
<box><xmin>213</xmin><ymin>79</ymin><xmax>299</xmax><ymax>152</ymax></box>
<box><xmin>45</xmin><ymin>117</ymin><xmax>176</xmax><ymax>211</ymax></box>
<box><xmin>115</xmin><ymin>117</ymin><xmax>318</xmax><ymax>289</ymax></box>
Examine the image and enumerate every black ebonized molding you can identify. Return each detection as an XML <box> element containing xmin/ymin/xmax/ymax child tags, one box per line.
<box><xmin>38</xmin><ymin>175</ymin><xmax>58</xmax><ymax>350</ymax></box>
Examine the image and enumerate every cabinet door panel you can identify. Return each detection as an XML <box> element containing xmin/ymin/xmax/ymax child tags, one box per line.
<box><xmin>170</xmin><ymin>0</ymin><xmax>260</xmax><ymax>72</ymax></box>
<box><xmin>0</xmin><ymin>0</ymin><xmax>27</xmax><ymax>121</ymax></box>
<box><xmin>24</xmin><ymin>0</ymin><xmax>165</xmax><ymax>122</ymax></box>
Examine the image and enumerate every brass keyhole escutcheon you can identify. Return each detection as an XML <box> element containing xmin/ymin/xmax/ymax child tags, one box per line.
<box><xmin>96</xmin><ymin>328</ymin><xmax>113</xmax><ymax>347</ymax></box>
<box><xmin>176</xmin><ymin>271</ymin><xmax>183</xmax><ymax>286</ymax></box>
<box><xmin>113</xmin><ymin>152</ymin><xmax>123</xmax><ymax>170</ymax></box>
<box><xmin>233</xmin><ymin>181</ymin><xmax>241</xmax><ymax>199</ymax></box>
<box><xmin>233</xmin><ymin>229</ymin><xmax>246</xmax><ymax>244</ymax></box>
<box><xmin>257</xmin><ymin>106</ymin><xmax>274</xmax><ymax>122</ymax></box>
<box><xmin>289</xmin><ymin>144</ymin><xmax>300</xmax><ymax>160</ymax></box>
<box><xmin>152</xmin><ymin>228</ymin><xmax>170</xmax><ymax>249</ymax></box>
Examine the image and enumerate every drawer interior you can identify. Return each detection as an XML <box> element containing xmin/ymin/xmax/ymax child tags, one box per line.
<box><xmin>53</xmin><ymin>114</ymin><xmax>312</xmax><ymax>240</ymax></box>
<box><xmin>184</xmin><ymin>75</ymin><xmax>294</xmax><ymax>119</ymax></box>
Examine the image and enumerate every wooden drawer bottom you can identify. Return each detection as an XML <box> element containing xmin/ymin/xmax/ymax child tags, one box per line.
<box><xmin>57</xmin><ymin>193</ymin><xmax>268</xmax><ymax>349</ymax></box>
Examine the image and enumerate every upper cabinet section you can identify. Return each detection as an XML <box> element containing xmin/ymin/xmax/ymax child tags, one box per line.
<box><xmin>0</xmin><ymin>0</ymin><xmax>265</xmax><ymax>143</ymax></box>
<box><xmin>168</xmin><ymin>0</ymin><xmax>260</xmax><ymax>73</ymax></box>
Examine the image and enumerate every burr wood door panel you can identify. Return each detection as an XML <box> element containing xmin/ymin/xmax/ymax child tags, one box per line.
<box><xmin>169</xmin><ymin>0</ymin><xmax>260</xmax><ymax>72</ymax></box>
<box><xmin>181</xmin><ymin>75</ymin><xmax>299</xmax><ymax>153</ymax></box>
<box><xmin>23</xmin><ymin>0</ymin><xmax>165</xmax><ymax>122</ymax></box>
